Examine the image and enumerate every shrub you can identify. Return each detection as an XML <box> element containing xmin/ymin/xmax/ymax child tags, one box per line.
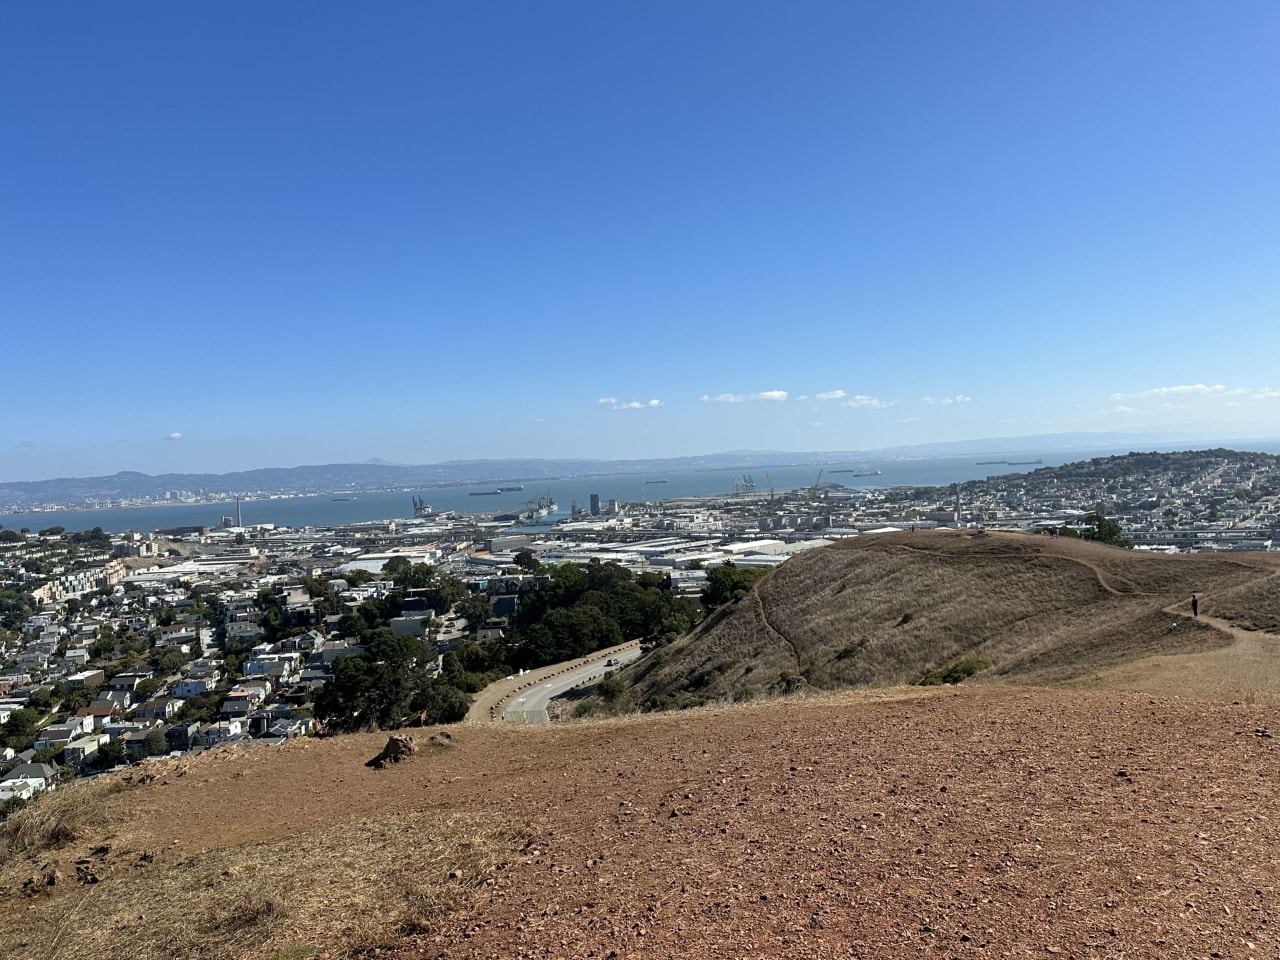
<box><xmin>920</xmin><ymin>657</ymin><xmax>992</xmax><ymax>686</ymax></box>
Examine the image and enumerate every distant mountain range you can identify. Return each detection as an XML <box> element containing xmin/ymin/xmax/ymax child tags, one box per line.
<box><xmin>2</xmin><ymin>431</ymin><xmax>1276</xmax><ymax>512</ymax></box>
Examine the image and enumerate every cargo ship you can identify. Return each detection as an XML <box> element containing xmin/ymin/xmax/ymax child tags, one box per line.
<box><xmin>469</xmin><ymin>489</ymin><xmax>502</xmax><ymax>496</ymax></box>
<box><xmin>500</xmin><ymin>485</ymin><xmax>525</xmax><ymax>492</ymax></box>
<box><xmin>645</xmin><ymin>479</ymin><xmax>669</xmax><ymax>484</ymax></box>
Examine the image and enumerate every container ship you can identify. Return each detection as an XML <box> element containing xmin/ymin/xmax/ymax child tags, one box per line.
<box><xmin>469</xmin><ymin>489</ymin><xmax>502</xmax><ymax>496</ymax></box>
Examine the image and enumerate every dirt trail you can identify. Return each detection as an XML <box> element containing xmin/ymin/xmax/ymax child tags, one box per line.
<box><xmin>752</xmin><ymin>583</ymin><xmax>802</xmax><ymax>670</ymax></box>
<box><xmin>1079</xmin><ymin>603</ymin><xmax>1280</xmax><ymax>705</ymax></box>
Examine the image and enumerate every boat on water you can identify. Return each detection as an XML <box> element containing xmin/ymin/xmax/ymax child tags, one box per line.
<box><xmin>1008</xmin><ymin>459</ymin><xmax>1043</xmax><ymax>465</ymax></box>
<box><xmin>330</xmin><ymin>497</ymin><xmax>357</xmax><ymax>501</ymax></box>
<box><xmin>645</xmin><ymin>479</ymin><xmax>669</xmax><ymax>484</ymax></box>
<box><xmin>975</xmin><ymin>460</ymin><xmax>1007</xmax><ymax>465</ymax></box>
<box><xmin>500</xmin><ymin>485</ymin><xmax>525</xmax><ymax>492</ymax></box>
<box><xmin>523</xmin><ymin>493</ymin><xmax>557</xmax><ymax>522</ymax></box>
<box><xmin>829</xmin><ymin>468</ymin><xmax>882</xmax><ymax>477</ymax></box>
<box><xmin>469</xmin><ymin>489</ymin><xmax>502</xmax><ymax>496</ymax></box>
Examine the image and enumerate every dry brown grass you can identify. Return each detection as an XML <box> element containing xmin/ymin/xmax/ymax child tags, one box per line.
<box><xmin>0</xmin><ymin>808</ymin><xmax>528</xmax><ymax>960</ymax></box>
<box><xmin>1203</xmin><ymin>569</ymin><xmax>1280</xmax><ymax>631</ymax></box>
<box><xmin>631</xmin><ymin>529</ymin><xmax>1280</xmax><ymax>705</ymax></box>
<box><xmin>0</xmin><ymin>776</ymin><xmax>135</xmax><ymax>865</ymax></box>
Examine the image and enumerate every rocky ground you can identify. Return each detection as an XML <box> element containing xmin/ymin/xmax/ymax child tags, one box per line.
<box><xmin>397</xmin><ymin>688</ymin><xmax>1280</xmax><ymax>960</ymax></box>
<box><xmin>4</xmin><ymin>686</ymin><xmax>1278</xmax><ymax>960</ymax></box>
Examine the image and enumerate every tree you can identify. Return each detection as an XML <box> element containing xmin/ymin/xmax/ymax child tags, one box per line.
<box><xmin>1082</xmin><ymin>514</ymin><xmax>1132</xmax><ymax>549</ymax></box>
<box><xmin>702</xmin><ymin>563</ymin><xmax>767</xmax><ymax>609</ymax></box>
<box><xmin>513</xmin><ymin>551</ymin><xmax>541</xmax><ymax>573</ymax></box>
<box><xmin>382</xmin><ymin>556</ymin><xmax>412</xmax><ymax>582</ymax></box>
<box><xmin>143</xmin><ymin>728</ymin><xmax>169</xmax><ymax>757</ymax></box>
<box><xmin>2</xmin><ymin>708</ymin><xmax>40</xmax><ymax>750</ymax></box>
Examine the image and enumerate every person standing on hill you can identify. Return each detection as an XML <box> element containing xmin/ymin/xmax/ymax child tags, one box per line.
<box><xmin>1191</xmin><ymin>593</ymin><xmax>1199</xmax><ymax>618</ymax></box>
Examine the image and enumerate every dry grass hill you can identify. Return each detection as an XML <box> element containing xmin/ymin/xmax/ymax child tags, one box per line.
<box><xmin>3</xmin><ymin>530</ymin><xmax>1280</xmax><ymax>960</ymax></box>
<box><xmin>630</xmin><ymin>529</ymin><xmax>1280</xmax><ymax>706</ymax></box>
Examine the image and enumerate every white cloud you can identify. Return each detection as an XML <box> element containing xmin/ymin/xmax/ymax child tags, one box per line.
<box><xmin>600</xmin><ymin>397</ymin><xmax>662</xmax><ymax>410</ymax></box>
<box><xmin>701</xmin><ymin>390</ymin><xmax>788</xmax><ymax>403</ymax></box>
<box><xmin>844</xmin><ymin>394</ymin><xmax>893</xmax><ymax>409</ymax></box>
<box><xmin>1103</xmin><ymin>405</ymin><xmax>1137</xmax><ymax>415</ymax></box>
<box><xmin>1110</xmin><ymin>383</ymin><xmax>1280</xmax><ymax>403</ymax></box>
<box><xmin>923</xmin><ymin>395</ymin><xmax>972</xmax><ymax>406</ymax></box>
<box><xmin>1110</xmin><ymin>383</ymin><xmax>1226</xmax><ymax>400</ymax></box>
<box><xmin>165</xmin><ymin>432</ymin><xmax>183</xmax><ymax>441</ymax></box>
<box><xmin>896</xmin><ymin>417</ymin><xmax>920</xmax><ymax>423</ymax></box>
<box><xmin>815</xmin><ymin>390</ymin><xmax>846</xmax><ymax>401</ymax></box>
<box><xmin>811</xmin><ymin>421</ymin><xmax>825</xmax><ymax>428</ymax></box>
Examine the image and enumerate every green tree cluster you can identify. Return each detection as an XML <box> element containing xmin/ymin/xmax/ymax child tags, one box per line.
<box><xmin>701</xmin><ymin>562</ymin><xmax>768</xmax><ymax>609</ymax></box>
<box><xmin>313</xmin><ymin>630</ymin><xmax>467</xmax><ymax>731</ymax></box>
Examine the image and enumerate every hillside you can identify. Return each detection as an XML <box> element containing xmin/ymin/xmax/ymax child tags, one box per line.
<box><xmin>1</xmin><ymin>688</ymin><xmax>1278</xmax><ymax>959</ymax></box>
<box><xmin>630</xmin><ymin>529</ymin><xmax>1280</xmax><ymax>707</ymax></box>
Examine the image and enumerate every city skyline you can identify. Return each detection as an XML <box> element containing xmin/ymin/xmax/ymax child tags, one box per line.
<box><xmin>3</xmin><ymin>3</ymin><xmax>1278</xmax><ymax>481</ymax></box>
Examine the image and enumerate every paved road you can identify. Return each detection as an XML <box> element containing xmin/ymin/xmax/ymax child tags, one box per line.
<box><xmin>503</xmin><ymin>647</ymin><xmax>642</xmax><ymax>724</ymax></box>
<box><xmin>465</xmin><ymin>640</ymin><xmax>642</xmax><ymax>724</ymax></box>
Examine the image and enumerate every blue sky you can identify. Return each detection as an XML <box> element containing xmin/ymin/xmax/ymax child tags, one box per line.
<box><xmin>2</xmin><ymin>2</ymin><xmax>1278</xmax><ymax>480</ymax></box>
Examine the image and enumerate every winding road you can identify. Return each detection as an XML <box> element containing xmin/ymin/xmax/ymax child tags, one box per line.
<box><xmin>465</xmin><ymin>641</ymin><xmax>642</xmax><ymax>724</ymax></box>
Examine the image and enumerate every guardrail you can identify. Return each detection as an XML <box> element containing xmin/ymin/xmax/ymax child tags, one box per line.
<box><xmin>482</xmin><ymin>640</ymin><xmax>641</xmax><ymax>722</ymax></box>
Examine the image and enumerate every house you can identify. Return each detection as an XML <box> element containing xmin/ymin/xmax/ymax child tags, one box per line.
<box><xmin>95</xmin><ymin>689</ymin><xmax>133</xmax><ymax>711</ymax></box>
<box><xmin>174</xmin><ymin>675</ymin><xmax>218</xmax><ymax>698</ymax></box>
<box><xmin>135</xmin><ymin>697</ymin><xmax>181</xmax><ymax>721</ymax></box>
<box><xmin>34</xmin><ymin>717</ymin><xmax>94</xmax><ymax>751</ymax></box>
<box><xmin>63</xmin><ymin>735</ymin><xmax>109</xmax><ymax>767</ymax></box>
<box><xmin>0</xmin><ymin>778</ymin><xmax>41</xmax><ymax>802</ymax></box>
<box><xmin>200</xmin><ymin>719</ymin><xmax>244</xmax><ymax>746</ymax></box>
<box><xmin>75</xmin><ymin>703</ymin><xmax>119</xmax><ymax>729</ymax></box>
<box><xmin>226</xmin><ymin>621</ymin><xmax>266</xmax><ymax>645</ymax></box>
<box><xmin>2</xmin><ymin>761</ymin><xmax>58</xmax><ymax>794</ymax></box>
<box><xmin>60</xmin><ymin>668</ymin><xmax>105</xmax><ymax>693</ymax></box>
<box><xmin>166</xmin><ymin>722</ymin><xmax>202</xmax><ymax>752</ymax></box>
<box><xmin>106</xmin><ymin>670</ymin><xmax>153</xmax><ymax>693</ymax></box>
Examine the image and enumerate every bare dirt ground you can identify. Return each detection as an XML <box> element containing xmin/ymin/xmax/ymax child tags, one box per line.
<box><xmin>5</xmin><ymin>683</ymin><xmax>1279</xmax><ymax>960</ymax></box>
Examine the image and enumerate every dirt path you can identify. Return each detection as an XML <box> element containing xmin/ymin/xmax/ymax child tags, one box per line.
<box><xmin>1079</xmin><ymin>605</ymin><xmax>1280</xmax><ymax>705</ymax></box>
<box><xmin>752</xmin><ymin>584</ymin><xmax>802</xmax><ymax>670</ymax></box>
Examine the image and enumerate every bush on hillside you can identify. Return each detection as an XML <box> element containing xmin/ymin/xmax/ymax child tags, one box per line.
<box><xmin>920</xmin><ymin>657</ymin><xmax>992</xmax><ymax>686</ymax></box>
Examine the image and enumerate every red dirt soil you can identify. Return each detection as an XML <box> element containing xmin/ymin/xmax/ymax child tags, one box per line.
<box><xmin>50</xmin><ymin>685</ymin><xmax>1279</xmax><ymax>960</ymax></box>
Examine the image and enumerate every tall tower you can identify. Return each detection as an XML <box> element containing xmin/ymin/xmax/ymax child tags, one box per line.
<box><xmin>236</xmin><ymin>497</ymin><xmax>242</xmax><ymax>527</ymax></box>
<box><xmin>589</xmin><ymin>493</ymin><xmax>601</xmax><ymax>516</ymax></box>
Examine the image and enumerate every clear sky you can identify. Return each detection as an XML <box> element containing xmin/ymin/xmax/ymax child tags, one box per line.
<box><xmin>3</xmin><ymin>2</ymin><xmax>1278</xmax><ymax>480</ymax></box>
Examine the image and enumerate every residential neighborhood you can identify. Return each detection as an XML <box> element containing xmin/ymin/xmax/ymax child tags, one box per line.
<box><xmin>3</xmin><ymin>448</ymin><xmax>1278</xmax><ymax>806</ymax></box>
